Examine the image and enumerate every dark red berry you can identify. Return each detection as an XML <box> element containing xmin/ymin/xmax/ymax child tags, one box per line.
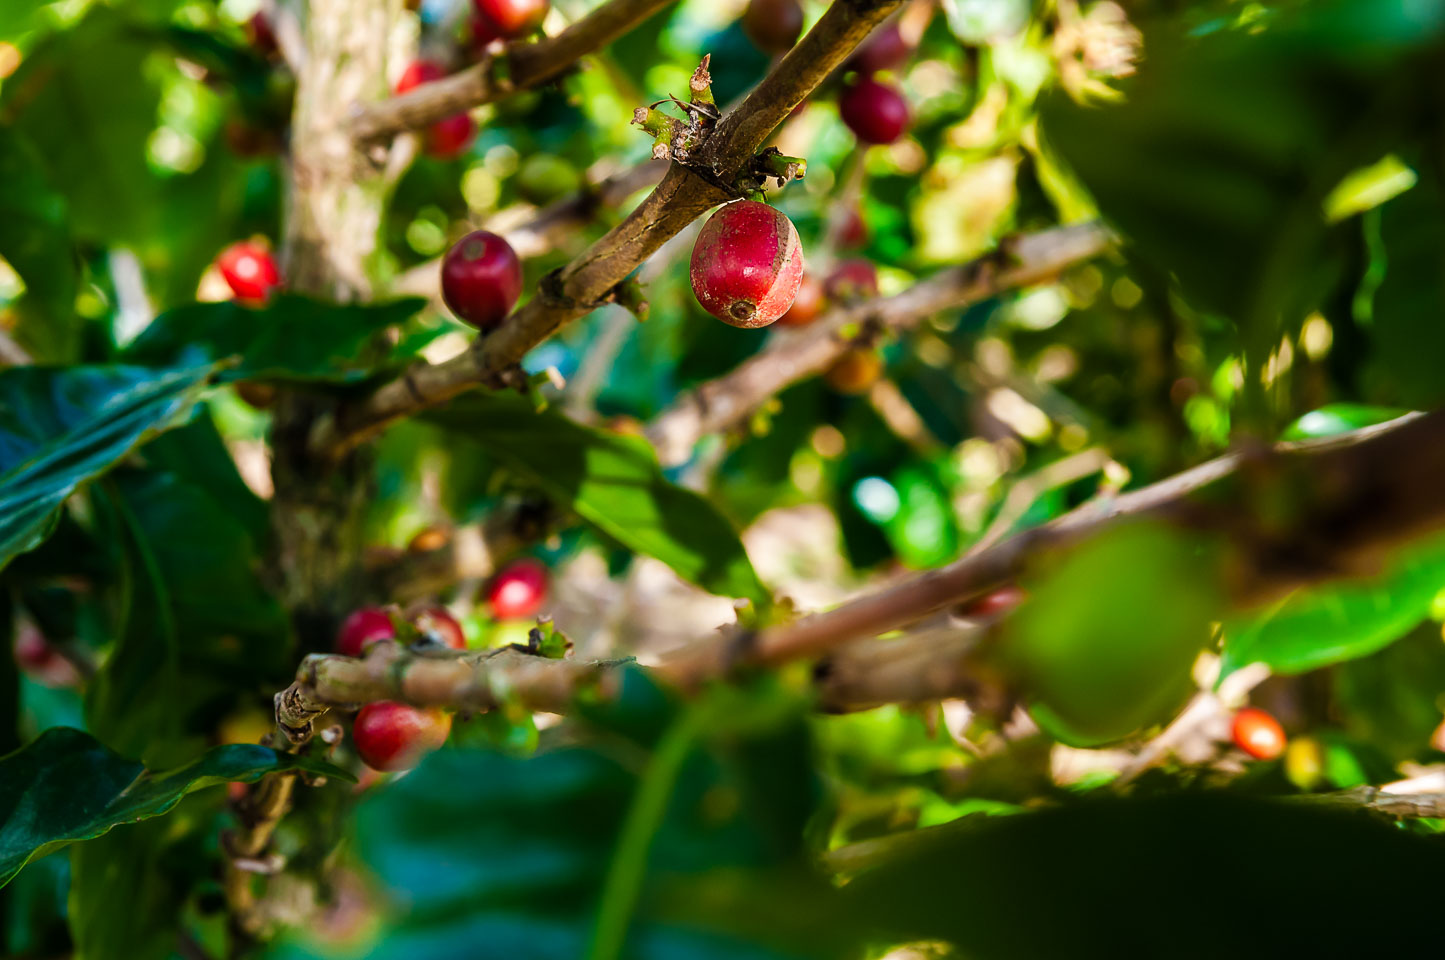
<box><xmin>824</xmin><ymin>258</ymin><xmax>879</xmax><ymax>301</ymax></box>
<box><xmin>470</xmin><ymin>12</ymin><xmax>500</xmax><ymax>50</ymax></box>
<box><xmin>838</xmin><ymin>206</ymin><xmax>869</xmax><ymax>250</ymax></box>
<box><xmin>961</xmin><ymin>586</ymin><xmax>1026</xmax><ymax>619</ymax></box>
<box><xmin>838</xmin><ymin>76</ymin><xmax>910</xmax><ymax>145</ymax></box>
<box><xmin>427</xmin><ymin>111</ymin><xmax>476</xmax><ymax>158</ymax></box>
<box><xmin>1231</xmin><ymin>707</ymin><xmax>1286</xmax><ymax>760</ymax></box>
<box><xmin>742</xmin><ymin>0</ymin><xmax>803</xmax><ymax>54</ymax></box>
<box><xmin>395</xmin><ymin>61</ymin><xmax>476</xmax><ymax>158</ymax></box>
<box><xmin>690</xmin><ymin>200</ymin><xmax>805</xmax><ymax>328</ymax></box>
<box><xmin>337</xmin><ymin>607</ymin><xmax>396</xmax><ymax>658</ymax></box>
<box><xmin>777</xmin><ymin>273</ymin><xmax>825</xmax><ymax>327</ymax></box>
<box><xmin>217</xmin><ymin>242</ymin><xmax>281</xmax><ymax>303</ymax></box>
<box><xmin>848</xmin><ymin>21</ymin><xmax>911</xmax><ymax>75</ymax></box>
<box><xmin>246</xmin><ymin>12</ymin><xmax>279</xmax><ymax>59</ymax></box>
<box><xmin>440</xmin><ymin>230</ymin><xmax>523</xmax><ymax>329</ymax></box>
<box><xmin>488</xmin><ymin>558</ymin><xmax>549</xmax><ymax>620</ymax></box>
<box><xmin>473</xmin><ymin>0</ymin><xmax>549</xmax><ymax>39</ymax></box>
<box><xmin>413</xmin><ymin>605</ymin><xmax>466</xmax><ymax>650</ymax></box>
<box><xmin>353</xmin><ymin>701</ymin><xmax>451</xmax><ymax>771</ymax></box>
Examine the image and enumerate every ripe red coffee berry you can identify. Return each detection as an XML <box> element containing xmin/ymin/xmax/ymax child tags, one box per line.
<box><xmin>742</xmin><ymin>0</ymin><xmax>803</xmax><ymax>54</ymax></box>
<box><xmin>440</xmin><ymin>230</ymin><xmax>523</xmax><ymax>329</ymax></box>
<box><xmin>488</xmin><ymin>558</ymin><xmax>549</xmax><ymax>620</ymax></box>
<box><xmin>690</xmin><ymin>200</ymin><xmax>805</xmax><ymax>328</ymax></box>
<box><xmin>353</xmin><ymin>701</ymin><xmax>452</xmax><ymax>772</ymax></box>
<box><xmin>473</xmin><ymin>0</ymin><xmax>549</xmax><ymax>39</ymax></box>
<box><xmin>1231</xmin><ymin>707</ymin><xmax>1286</xmax><ymax>760</ymax></box>
<box><xmin>825</xmin><ymin>258</ymin><xmax>879</xmax><ymax>301</ymax></box>
<box><xmin>838</xmin><ymin>76</ymin><xmax>910</xmax><ymax>145</ymax></box>
<box><xmin>777</xmin><ymin>273</ymin><xmax>825</xmax><ymax>327</ymax></box>
<box><xmin>14</xmin><ymin>625</ymin><xmax>57</xmax><ymax>672</ymax></box>
<box><xmin>337</xmin><ymin>607</ymin><xmax>396</xmax><ymax>657</ymax></box>
<box><xmin>217</xmin><ymin>242</ymin><xmax>281</xmax><ymax>303</ymax></box>
<box><xmin>413</xmin><ymin>605</ymin><xmax>466</xmax><ymax>650</ymax></box>
<box><xmin>848</xmin><ymin>21</ymin><xmax>911</xmax><ymax>75</ymax></box>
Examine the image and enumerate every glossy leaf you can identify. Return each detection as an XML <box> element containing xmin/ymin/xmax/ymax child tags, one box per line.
<box><xmin>122</xmin><ymin>294</ymin><xmax>426</xmax><ymax>382</ymax></box>
<box><xmin>1280</xmin><ymin>403</ymin><xmax>1410</xmax><ymax>440</ymax></box>
<box><xmin>0</xmin><ymin>364</ymin><xmax>217</xmax><ymax>572</ymax></box>
<box><xmin>0</xmin><ymin>726</ymin><xmax>350</xmax><ymax>888</ymax></box>
<box><xmin>1220</xmin><ymin>533</ymin><xmax>1445</xmax><ymax>677</ymax></box>
<box><xmin>426</xmin><ymin>394</ymin><xmax>770</xmax><ymax>605</ymax></box>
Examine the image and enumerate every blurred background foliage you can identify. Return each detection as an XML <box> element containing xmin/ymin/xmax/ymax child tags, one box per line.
<box><xmin>4</xmin><ymin>0</ymin><xmax>1445</xmax><ymax>958</ymax></box>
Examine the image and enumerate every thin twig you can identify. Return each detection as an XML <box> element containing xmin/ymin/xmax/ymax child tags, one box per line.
<box><xmin>350</xmin><ymin>0</ymin><xmax>682</xmax><ymax>141</ymax></box>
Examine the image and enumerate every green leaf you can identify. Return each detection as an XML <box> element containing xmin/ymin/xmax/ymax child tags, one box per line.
<box><xmin>1368</xmin><ymin>169</ymin><xmax>1445</xmax><ymax>407</ymax></box>
<box><xmin>0</xmin><ymin>726</ymin><xmax>350</xmax><ymax>888</ymax></box>
<box><xmin>2</xmin><ymin>9</ymin><xmax>164</xmax><ymax>247</ymax></box>
<box><xmin>426</xmin><ymin>394</ymin><xmax>770</xmax><ymax>606</ymax></box>
<box><xmin>86</xmin><ymin>462</ymin><xmax>290</xmax><ymax>762</ymax></box>
<box><xmin>0</xmin><ymin>364</ymin><xmax>217</xmax><ymax>572</ymax></box>
<box><xmin>122</xmin><ymin>295</ymin><xmax>426</xmax><ymax>382</ymax></box>
<box><xmin>0</xmin><ymin>130</ymin><xmax>78</xmax><ymax>361</ymax></box>
<box><xmin>1280</xmin><ymin>403</ymin><xmax>1410</xmax><ymax>440</ymax></box>
<box><xmin>841</xmin><ymin>792</ymin><xmax>1445</xmax><ymax>959</ymax></box>
<box><xmin>1220</xmin><ymin>533</ymin><xmax>1445</xmax><ymax>677</ymax></box>
<box><xmin>1004</xmin><ymin>523</ymin><xmax>1222</xmax><ymax>746</ymax></box>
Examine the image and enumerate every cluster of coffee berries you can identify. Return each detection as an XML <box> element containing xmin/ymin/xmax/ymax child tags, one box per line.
<box><xmin>216</xmin><ymin>241</ymin><xmax>282</xmax><ymax>304</ymax></box>
<box><xmin>340</xmin><ymin>558</ymin><xmax>550</xmax><ymax>772</ymax></box>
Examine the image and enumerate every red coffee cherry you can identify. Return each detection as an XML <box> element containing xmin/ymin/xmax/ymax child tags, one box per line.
<box><xmin>690</xmin><ymin>200</ymin><xmax>805</xmax><ymax>328</ymax></box>
<box><xmin>847</xmin><ymin>20</ymin><xmax>911</xmax><ymax>75</ymax></box>
<box><xmin>824</xmin><ymin>258</ymin><xmax>879</xmax><ymax>301</ymax></box>
<box><xmin>838</xmin><ymin>76</ymin><xmax>910</xmax><ymax>145</ymax></box>
<box><xmin>470</xmin><ymin>12</ymin><xmax>501</xmax><ymax>51</ymax></box>
<box><xmin>777</xmin><ymin>273</ymin><xmax>825</xmax><ymax>327</ymax></box>
<box><xmin>488</xmin><ymin>558</ymin><xmax>549</xmax><ymax>620</ymax></box>
<box><xmin>825</xmin><ymin>349</ymin><xmax>882</xmax><ymax>394</ymax></box>
<box><xmin>1231</xmin><ymin>707</ymin><xmax>1286</xmax><ymax>760</ymax></box>
<box><xmin>395</xmin><ymin>60</ymin><xmax>476</xmax><ymax>158</ymax></box>
<box><xmin>960</xmin><ymin>586</ymin><xmax>1027</xmax><ymax>619</ymax></box>
<box><xmin>440</xmin><ymin>230</ymin><xmax>523</xmax><ymax>329</ymax></box>
<box><xmin>742</xmin><ymin>0</ymin><xmax>804</xmax><ymax>54</ymax></box>
<box><xmin>413</xmin><ymin>605</ymin><xmax>466</xmax><ymax>650</ymax></box>
<box><xmin>473</xmin><ymin>0</ymin><xmax>549</xmax><ymax>39</ymax></box>
<box><xmin>352</xmin><ymin>701</ymin><xmax>452</xmax><ymax>772</ymax></box>
<box><xmin>217</xmin><ymin>242</ymin><xmax>281</xmax><ymax>304</ymax></box>
<box><xmin>337</xmin><ymin>607</ymin><xmax>396</xmax><ymax>658</ymax></box>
